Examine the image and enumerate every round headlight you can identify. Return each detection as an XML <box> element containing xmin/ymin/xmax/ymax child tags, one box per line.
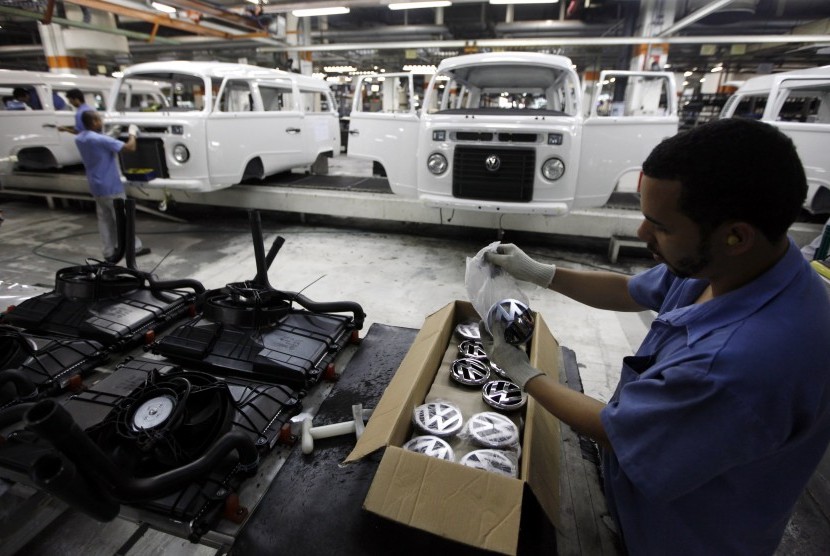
<box><xmin>427</xmin><ymin>153</ymin><xmax>448</xmax><ymax>175</ymax></box>
<box><xmin>542</xmin><ymin>157</ymin><xmax>565</xmax><ymax>181</ymax></box>
<box><xmin>172</xmin><ymin>144</ymin><xmax>190</xmax><ymax>163</ymax></box>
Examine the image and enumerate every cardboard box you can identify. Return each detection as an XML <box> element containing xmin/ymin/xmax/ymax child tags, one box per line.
<box><xmin>346</xmin><ymin>300</ymin><xmax>561</xmax><ymax>555</ymax></box>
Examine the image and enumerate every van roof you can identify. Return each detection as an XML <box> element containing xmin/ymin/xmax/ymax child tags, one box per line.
<box><xmin>437</xmin><ymin>51</ymin><xmax>575</xmax><ymax>72</ymax></box>
<box><xmin>121</xmin><ymin>61</ymin><xmax>329</xmax><ymax>88</ymax></box>
<box><xmin>735</xmin><ymin>65</ymin><xmax>830</xmax><ymax>93</ymax></box>
<box><xmin>0</xmin><ymin>69</ymin><xmax>113</xmax><ymax>88</ymax></box>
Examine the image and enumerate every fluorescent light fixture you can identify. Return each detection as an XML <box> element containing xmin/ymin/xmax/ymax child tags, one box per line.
<box><xmin>402</xmin><ymin>64</ymin><xmax>438</xmax><ymax>74</ymax></box>
<box><xmin>151</xmin><ymin>2</ymin><xmax>177</xmax><ymax>13</ymax></box>
<box><xmin>324</xmin><ymin>65</ymin><xmax>357</xmax><ymax>73</ymax></box>
<box><xmin>489</xmin><ymin>0</ymin><xmax>558</xmax><ymax>4</ymax></box>
<box><xmin>389</xmin><ymin>1</ymin><xmax>452</xmax><ymax>10</ymax></box>
<box><xmin>292</xmin><ymin>7</ymin><xmax>350</xmax><ymax>17</ymax></box>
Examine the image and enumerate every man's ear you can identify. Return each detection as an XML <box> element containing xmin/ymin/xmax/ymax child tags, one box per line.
<box><xmin>724</xmin><ymin>222</ymin><xmax>755</xmax><ymax>253</ymax></box>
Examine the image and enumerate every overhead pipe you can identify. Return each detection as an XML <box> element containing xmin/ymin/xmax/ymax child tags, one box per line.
<box><xmin>659</xmin><ymin>0</ymin><xmax>741</xmax><ymax>37</ymax></box>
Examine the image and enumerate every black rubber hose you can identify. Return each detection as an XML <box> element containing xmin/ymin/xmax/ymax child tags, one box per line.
<box><xmin>249</xmin><ymin>211</ymin><xmax>272</xmax><ymax>289</ymax></box>
<box><xmin>287</xmin><ymin>292</ymin><xmax>366</xmax><ymax>330</ymax></box>
<box><xmin>0</xmin><ymin>369</ymin><xmax>37</xmax><ymax>398</ymax></box>
<box><xmin>25</xmin><ymin>399</ymin><xmax>259</xmax><ymax>502</ymax></box>
<box><xmin>0</xmin><ymin>401</ymin><xmax>35</xmax><ymax>429</ymax></box>
<box><xmin>30</xmin><ymin>452</ymin><xmax>120</xmax><ymax>521</ymax></box>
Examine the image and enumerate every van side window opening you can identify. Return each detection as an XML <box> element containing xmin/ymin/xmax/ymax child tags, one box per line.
<box><xmin>299</xmin><ymin>88</ymin><xmax>334</xmax><ymax>113</ymax></box>
<box><xmin>595</xmin><ymin>75</ymin><xmax>670</xmax><ymax>117</ymax></box>
<box><xmin>259</xmin><ymin>84</ymin><xmax>294</xmax><ymax>112</ymax></box>
<box><xmin>116</xmin><ymin>73</ymin><xmax>203</xmax><ymax>112</ymax></box>
<box><xmin>773</xmin><ymin>80</ymin><xmax>830</xmax><ymax>123</ymax></box>
<box><xmin>219</xmin><ymin>80</ymin><xmax>254</xmax><ymax>112</ymax></box>
<box><xmin>733</xmin><ymin>95</ymin><xmax>767</xmax><ymax>119</ymax></box>
<box><xmin>357</xmin><ymin>76</ymin><xmax>410</xmax><ymax>113</ymax></box>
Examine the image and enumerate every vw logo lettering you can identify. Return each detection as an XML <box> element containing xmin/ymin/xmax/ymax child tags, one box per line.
<box><xmin>467</xmin><ymin>412</ymin><xmax>520</xmax><ymax>448</ymax></box>
<box><xmin>403</xmin><ymin>435</ymin><xmax>455</xmax><ymax>461</ymax></box>
<box><xmin>485</xmin><ymin>154</ymin><xmax>501</xmax><ymax>172</ymax></box>
<box><xmin>460</xmin><ymin>449</ymin><xmax>517</xmax><ymax>477</ymax></box>
<box><xmin>458</xmin><ymin>339</ymin><xmax>488</xmax><ymax>359</ymax></box>
<box><xmin>450</xmin><ymin>357</ymin><xmax>491</xmax><ymax>386</ymax></box>
<box><xmin>413</xmin><ymin>401</ymin><xmax>464</xmax><ymax>437</ymax></box>
<box><xmin>482</xmin><ymin>380</ymin><xmax>527</xmax><ymax>411</ymax></box>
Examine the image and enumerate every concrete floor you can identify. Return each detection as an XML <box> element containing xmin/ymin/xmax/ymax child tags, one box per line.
<box><xmin>0</xmin><ymin>196</ymin><xmax>653</xmax><ymax>405</ymax></box>
<box><xmin>2</xmin><ymin>189</ymin><xmax>829</xmax><ymax>555</ymax></box>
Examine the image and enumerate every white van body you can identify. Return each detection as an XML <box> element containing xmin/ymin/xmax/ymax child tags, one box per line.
<box><xmin>347</xmin><ymin>52</ymin><xmax>678</xmax><ymax>216</ymax></box>
<box><xmin>0</xmin><ymin>71</ymin><xmax>116</xmax><ymax>171</ymax></box>
<box><xmin>106</xmin><ymin>61</ymin><xmax>341</xmax><ymax>192</ymax></box>
<box><xmin>719</xmin><ymin>65</ymin><xmax>830</xmax><ymax>214</ymax></box>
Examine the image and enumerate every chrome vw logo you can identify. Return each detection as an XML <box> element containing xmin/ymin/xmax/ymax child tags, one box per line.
<box><xmin>482</xmin><ymin>380</ymin><xmax>527</xmax><ymax>411</ymax></box>
<box><xmin>413</xmin><ymin>401</ymin><xmax>464</xmax><ymax>436</ymax></box>
<box><xmin>468</xmin><ymin>412</ymin><xmax>519</xmax><ymax>448</ymax></box>
<box><xmin>450</xmin><ymin>357</ymin><xmax>491</xmax><ymax>386</ymax></box>
<box><xmin>485</xmin><ymin>154</ymin><xmax>501</xmax><ymax>172</ymax></box>
<box><xmin>403</xmin><ymin>435</ymin><xmax>454</xmax><ymax>460</ymax></box>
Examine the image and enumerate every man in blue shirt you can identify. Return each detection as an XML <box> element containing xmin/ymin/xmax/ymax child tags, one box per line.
<box><xmin>58</xmin><ymin>88</ymin><xmax>92</xmax><ymax>134</ymax></box>
<box><xmin>75</xmin><ymin>110</ymin><xmax>149</xmax><ymax>263</ymax></box>
<box><xmin>5</xmin><ymin>87</ymin><xmax>31</xmax><ymax>110</ymax></box>
<box><xmin>483</xmin><ymin>118</ymin><xmax>830</xmax><ymax>554</ymax></box>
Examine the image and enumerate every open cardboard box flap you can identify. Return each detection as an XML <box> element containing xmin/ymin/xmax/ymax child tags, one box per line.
<box><xmin>346</xmin><ymin>300</ymin><xmax>562</xmax><ymax>555</ymax></box>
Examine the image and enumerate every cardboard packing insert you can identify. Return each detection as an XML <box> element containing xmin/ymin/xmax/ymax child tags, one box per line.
<box><xmin>346</xmin><ymin>300</ymin><xmax>561</xmax><ymax>555</ymax></box>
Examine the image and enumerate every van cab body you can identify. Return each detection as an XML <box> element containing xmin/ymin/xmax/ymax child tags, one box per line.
<box><xmin>106</xmin><ymin>61</ymin><xmax>341</xmax><ymax>192</ymax></box>
<box><xmin>0</xmin><ymin>70</ymin><xmax>114</xmax><ymax>171</ymax></box>
<box><xmin>347</xmin><ymin>52</ymin><xmax>678</xmax><ymax>216</ymax></box>
<box><xmin>719</xmin><ymin>65</ymin><xmax>830</xmax><ymax>214</ymax></box>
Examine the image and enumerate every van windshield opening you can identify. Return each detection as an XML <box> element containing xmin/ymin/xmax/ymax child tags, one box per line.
<box><xmin>425</xmin><ymin>64</ymin><xmax>580</xmax><ymax>117</ymax></box>
<box><xmin>115</xmin><ymin>73</ymin><xmax>206</xmax><ymax>112</ymax></box>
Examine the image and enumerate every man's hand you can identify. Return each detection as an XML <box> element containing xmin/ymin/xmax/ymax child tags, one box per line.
<box><xmin>479</xmin><ymin>321</ymin><xmax>543</xmax><ymax>390</ymax></box>
<box><xmin>128</xmin><ymin>124</ymin><xmax>139</xmax><ymax>137</ymax></box>
<box><xmin>484</xmin><ymin>244</ymin><xmax>556</xmax><ymax>288</ymax></box>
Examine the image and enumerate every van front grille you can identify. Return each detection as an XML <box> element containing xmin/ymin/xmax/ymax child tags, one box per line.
<box><xmin>119</xmin><ymin>138</ymin><xmax>169</xmax><ymax>179</ymax></box>
<box><xmin>452</xmin><ymin>146</ymin><xmax>534</xmax><ymax>202</ymax></box>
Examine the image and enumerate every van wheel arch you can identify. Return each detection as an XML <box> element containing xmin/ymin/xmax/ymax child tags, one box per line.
<box><xmin>16</xmin><ymin>147</ymin><xmax>59</xmax><ymax>171</ymax></box>
<box><xmin>241</xmin><ymin>157</ymin><xmax>265</xmax><ymax>181</ymax></box>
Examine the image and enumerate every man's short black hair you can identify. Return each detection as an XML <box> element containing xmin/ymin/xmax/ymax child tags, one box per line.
<box><xmin>81</xmin><ymin>109</ymin><xmax>98</xmax><ymax>129</ymax></box>
<box><xmin>642</xmin><ymin>118</ymin><xmax>807</xmax><ymax>242</ymax></box>
<box><xmin>12</xmin><ymin>87</ymin><xmax>28</xmax><ymax>99</ymax></box>
<box><xmin>65</xmin><ymin>88</ymin><xmax>84</xmax><ymax>102</ymax></box>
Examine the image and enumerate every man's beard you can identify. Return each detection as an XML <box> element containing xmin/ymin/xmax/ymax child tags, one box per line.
<box><xmin>665</xmin><ymin>234</ymin><xmax>712</xmax><ymax>278</ymax></box>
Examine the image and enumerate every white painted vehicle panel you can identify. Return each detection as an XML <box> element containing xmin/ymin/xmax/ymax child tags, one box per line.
<box><xmin>348</xmin><ymin>53</ymin><xmax>677</xmax><ymax>216</ymax></box>
<box><xmin>106</xmin><ymin>61</ymin><xmax>340</xmax><ymax>192</ymax></box>
<box><xmin>719</xmin><ymin>66</ymin><xmax>830</xmax><ymax>214</ymax></box>
<box><xmin>0</xmin><ymin>71</ymin><xmax>118</xmax><ymax>172</ymax></box>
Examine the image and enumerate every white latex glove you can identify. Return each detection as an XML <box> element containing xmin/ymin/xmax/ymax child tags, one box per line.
<box><xmin>479</xmin><ymin>321</ymin><xmax>543</xmax><ymax>391</ymax></box>
<box><xmin>128</xmin><ymin>124</ymin><xmax>139</xmax><ymax>137</ymax></box>
<box><xmin>484</xmin><ymin>243</ymin><xmax>556</xmax><ymax>288</ymax></box>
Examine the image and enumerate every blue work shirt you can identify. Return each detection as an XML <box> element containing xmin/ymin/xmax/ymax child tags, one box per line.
<box><xmin>75</xmin><ymin>130</ymin><xmax>126</xmax><ymax>197</ymax></box>
<box><xmin>601</xmin><ymin>239</ymin><xmax>830</xmax><ymax>555</ymax></box>
<box><xmin>75</xmin><ymin>103</ymin><xmax>92</xmax><ymax>132</ymax></box>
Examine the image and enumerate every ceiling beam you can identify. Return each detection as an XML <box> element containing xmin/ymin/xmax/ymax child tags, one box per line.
<box><xmin>658</xmin><ymin>0</ymin><xmax>740</xmax><ymax>37</ymax></box>
<box><xmin>62</xmin><ymin>0</ymin><xmax>268</xmax><ymax>39</ymax></box>
<box><xmin>158</xmin><ymin>0</ymin><xmax>265</xmax><ymax>32</ymax></box>
<box><xmin>256</xmin><ymin>34</ymin><xmax>830</xmax><ymax>53</ymax></box>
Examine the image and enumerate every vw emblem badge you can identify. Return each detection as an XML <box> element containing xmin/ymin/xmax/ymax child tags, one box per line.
<box><xmin>412</xmin><ymin>401</ymin><xmax>464</xmax><ymax>437</ymax></box>
<box><xmin>482</xmin><ymin>380</ymin><xmax>527</xmax><ymax>411</ymax></box>
<box><xmin>403</xmin><ymin>435</ymin><xmax>455</xmax><ymax>461</ymax></box>
<box><xmin>485</xmin><ymin>154</ymin><xmax>501</xmax><ymax>172</ymax></box>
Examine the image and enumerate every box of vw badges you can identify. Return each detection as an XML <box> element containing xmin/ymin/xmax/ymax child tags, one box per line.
<box><xmin>346</xmin><ymin>300</ymin><xmax>561</xmax><ymax>555</ymax></box>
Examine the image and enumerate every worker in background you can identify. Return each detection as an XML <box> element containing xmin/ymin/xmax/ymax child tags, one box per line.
<box><xmin>5</xmin><ymin>87</ymin><xmax>32</xmax><ymax>110</ymax></box>
<box><xmin>75</xmin><ymin>111</ymin><xmax>150</xmax><ymax>263</ymax></box>
<box><xmin>58</xmin><ymin>88</ymin><xmax>92</xmax><ymax>134</ymax></box>
<box><xmin>481</xmin><ymin>118</ymin><xmax>830</xmax><ymax>555</ymax></box>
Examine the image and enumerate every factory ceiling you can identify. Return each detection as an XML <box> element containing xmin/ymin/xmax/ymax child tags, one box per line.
<box><xmin>0</xmin><ymin>0</ymin><xmax>828</xmax><ymax>76</ymax></box>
